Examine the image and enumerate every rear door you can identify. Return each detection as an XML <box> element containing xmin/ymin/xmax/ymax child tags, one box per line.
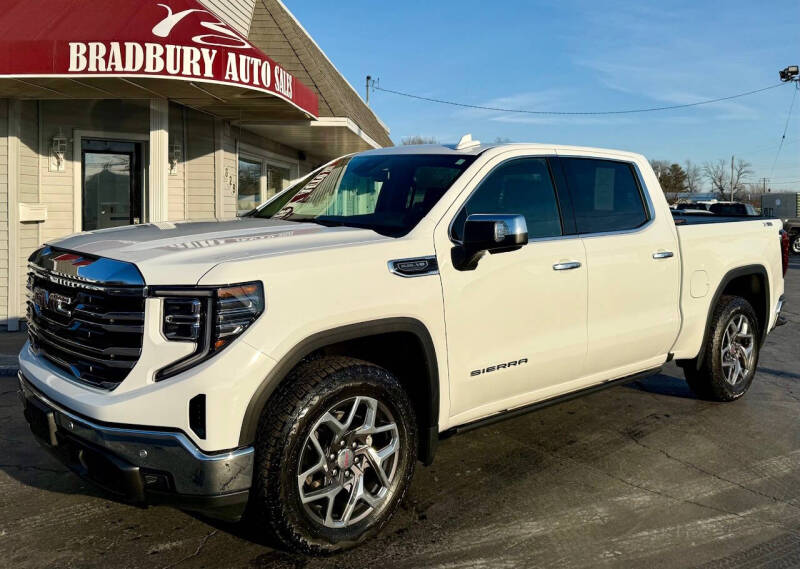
<box><xmin>557</xmin><ymin>154</ymin><xmax>681</xmax><ymax>379</ymax></box>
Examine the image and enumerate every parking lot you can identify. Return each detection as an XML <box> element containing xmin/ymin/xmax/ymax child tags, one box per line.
<box><xmin>1</xmin><ymin>258</ymin><xmax>798</xmax><ymax>569</ymax></box>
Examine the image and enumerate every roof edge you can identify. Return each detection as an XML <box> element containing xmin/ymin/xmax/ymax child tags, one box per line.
<box><xmin>273</xmin><ymin>0</ymin><xmax>390</xmax><ymax>135</ymax></box>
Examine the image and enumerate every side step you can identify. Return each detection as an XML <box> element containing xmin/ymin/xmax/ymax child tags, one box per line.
<box><xmin>441</xmin><ymin>366</ymin><xmax>662</xmax><ymax>438</ymax></box>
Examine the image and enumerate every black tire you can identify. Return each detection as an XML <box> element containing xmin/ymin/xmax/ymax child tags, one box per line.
<box><xmin>792</xmin><ymin>235</ymin><xmax>800</xmax><ymax>255</ymax></box>
<box><xmin>249</xmin><ymin>356</ymin><xmax>417</xmax><ymax>554</ymax></box>
<box><xmin>683</xmin><ymin>295</ymin><xmax>760</xmax><ymax>401</ymax></box>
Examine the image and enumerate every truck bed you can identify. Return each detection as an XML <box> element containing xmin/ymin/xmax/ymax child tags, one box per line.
<box><xmin>672</xmin><ymin>213</ymin><xmax>767</xmax><ymax>225</ymax></box>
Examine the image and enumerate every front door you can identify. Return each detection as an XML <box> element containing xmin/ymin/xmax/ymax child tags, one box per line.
<box><xmin>435</xmin><ymin>154</ymin><xmax>588</xmax><ymax>424</ymax></box>
<box><xmin>81</xmin><ymin>139</ymin><xmax>144</xmax><ymax>231</ymax></box>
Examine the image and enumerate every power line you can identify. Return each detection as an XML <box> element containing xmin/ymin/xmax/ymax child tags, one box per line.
<box><xmin>373</xmin><ymin>82</ymin><xmax>788</xmax><ymax>116</ymax></box>
<box><xmin>769</xmin><ymin>82</ymin><xmax>799</xmax><ymax>178</ymax></box>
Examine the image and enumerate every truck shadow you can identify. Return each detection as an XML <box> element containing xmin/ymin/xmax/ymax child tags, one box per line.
<box><xmin>623</xmin><ymin>371</ymin><xmax>697</xmax><ymax>399</ymax></box>
<box><xmin>0</xmin><ymin>380</ymin><xmax>111</xmax><ymax>500</ymax></box>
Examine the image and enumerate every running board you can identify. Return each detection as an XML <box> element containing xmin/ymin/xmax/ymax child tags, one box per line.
<box><xmin>441</xmin><ymin>366</ymin><xmax>663</xmax><ymax>438</ymax></box>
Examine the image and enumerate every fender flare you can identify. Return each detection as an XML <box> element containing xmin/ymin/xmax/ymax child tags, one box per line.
<box><xmin>694</xmin><ymin>264</ymin><xmax>770</xmax><ymax>369</ymax></box>
<box><xmin>238</xmin><ymin>317</ymin><xmax>440</xmax><ymax>453</ymax></box>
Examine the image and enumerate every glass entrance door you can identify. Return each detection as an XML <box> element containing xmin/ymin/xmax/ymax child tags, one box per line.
<box><xmin>82</xmin><ymin>139</ymin><xmax>144</xmax><ymax>231</ymax></box>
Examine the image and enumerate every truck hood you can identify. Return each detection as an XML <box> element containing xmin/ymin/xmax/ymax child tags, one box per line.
<box><xmin>47</xmin><ymin>218</ymin><xmax>389</xmax><ymax>284</ymax></box>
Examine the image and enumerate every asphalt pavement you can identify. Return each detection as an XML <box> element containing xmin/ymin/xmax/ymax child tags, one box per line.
<box><xmin>1</xmin><ymin>258</ymin><xmax>798</xmax><ymax>569</ymax></box>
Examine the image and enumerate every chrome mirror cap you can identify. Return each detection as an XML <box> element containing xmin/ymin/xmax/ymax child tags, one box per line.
<box><xmin>453</xmin><ymin>214</ymin><xmax>528</xmax><ymax>271</ymax></box>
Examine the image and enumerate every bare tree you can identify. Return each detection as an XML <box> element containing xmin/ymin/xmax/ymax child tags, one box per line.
<box><xmin>649</xmin><ymin>160</ymin><xmax>670</xmax><ymax>180</ymax></box>
<box><xmin>702</xmin><ymin>158</ymin><xmax>753</xmax><ymax>201</ymax></box>
<box><xmin>401</xmin><ymin>135</ymin><xmax>438</xmax><ymax>145</ymax></box>
<box><xmin>684</xmin><ymin>160</ymin><xmax>703</xmax><ymax>193</ymax></box>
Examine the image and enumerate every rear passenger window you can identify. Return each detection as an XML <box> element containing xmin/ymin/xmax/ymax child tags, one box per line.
<box><xmin>452</xmin><ymin>158</ymin><xmax>562</xmax><ymax>241</ymax></box>
<box><xmin>563</xmin><ymin>158</ymin><xmax>648</xmax><ymax>233</ymax></box>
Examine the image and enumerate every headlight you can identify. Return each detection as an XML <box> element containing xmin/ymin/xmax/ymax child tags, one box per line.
<box><xmin>156</xmin><ymin>282</ymin><xmax>264</xmax><ymax>380</ymax></box>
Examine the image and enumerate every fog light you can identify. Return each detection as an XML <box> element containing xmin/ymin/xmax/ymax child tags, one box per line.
<box><xmin>190</xmin><ymin>394</ymin><xmax>206</xmax><ymax>439</ymax></box>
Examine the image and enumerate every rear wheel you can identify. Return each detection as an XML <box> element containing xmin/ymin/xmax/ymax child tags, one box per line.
<box><xmin>249</xmin><ymin>356</ymin><xmax>417</xmax><ymax>553</ymax></box>
<box><xmin>683</xmin><ymin>295</ymin><xmax>760</xmax><ymax>401</ymax></box>
<box><xmin>792</xmin><ymin>235</ymin><xmax>800</xmax><ymax>255</ymax></box>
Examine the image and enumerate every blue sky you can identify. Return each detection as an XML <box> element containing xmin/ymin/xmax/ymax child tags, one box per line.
<box><xmin>286</xmin><ymin>0</ymin><xmax>799</xmax><ymax>191</ymax></box>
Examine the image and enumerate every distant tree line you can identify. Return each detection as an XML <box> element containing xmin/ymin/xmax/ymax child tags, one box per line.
<box><xmin>649</xmin><ymin>158</ymin><xmax>766</xmax><ymax>205</ymax></box>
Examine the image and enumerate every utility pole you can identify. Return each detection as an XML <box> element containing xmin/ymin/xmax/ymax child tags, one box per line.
<box><xmin>730</xmin><ymin>155</ymin><xmax>735</xmax><ymax>202</ymax></box>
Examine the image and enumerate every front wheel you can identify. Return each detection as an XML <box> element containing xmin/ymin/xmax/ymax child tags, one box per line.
<box><xmin>683</xmin><ymin>295</ymin><xmax>760</xmax><ymax>401</ymax></box>
<box><xmin>792</xmin><ymin>235</ymin><xmax>800</xmax><ymax>255</ymax></box>
<box><xmin>249</xmin><ymin>356</ymin><xmax>417</xmax><ymax>554</ymax></box>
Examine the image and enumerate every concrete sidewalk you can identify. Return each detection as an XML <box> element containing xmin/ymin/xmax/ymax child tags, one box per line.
<box><xmin>0</xmin><ymin>331</ymin><xmax>26</xmax><ymax>375</ymax></box>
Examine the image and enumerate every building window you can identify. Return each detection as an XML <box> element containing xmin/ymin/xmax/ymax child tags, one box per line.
<box><xmin>238</xmin><ymin>156</ymin><xmax>263</xmax><ymax>215</ymax></box>
<box><xmin>237</xmin><ymin>150</ymin><xmax>297</xmax><ymax>216</ymax></box>
<box><xmin>267</xmin><ymin>163</ymin><xmax>292</xmax><ymax>200</ymax></box>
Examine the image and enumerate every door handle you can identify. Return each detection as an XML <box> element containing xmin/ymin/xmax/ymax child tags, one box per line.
<box><xmin>652</xmin><ymin>251</ymin><xmax>674</xmax><ymax>259</ymax></box>
<box><xmin>553</xmin><ymin>261</ymin><xmax>582</xmax><ymax>271</ymax></box>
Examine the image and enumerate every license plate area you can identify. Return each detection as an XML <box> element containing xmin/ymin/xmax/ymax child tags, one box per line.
<box><xmin>23</xmin><ymin>396</ymin><xmax>59</xmax><ymax>447</ymax></box>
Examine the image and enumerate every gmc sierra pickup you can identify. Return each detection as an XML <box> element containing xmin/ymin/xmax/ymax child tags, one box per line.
<box><xmin>18</xmin><ymin>138</ymin><xmax>789</xmax><ymax>553</ymax></box>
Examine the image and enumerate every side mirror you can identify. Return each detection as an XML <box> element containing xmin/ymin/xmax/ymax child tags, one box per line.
<box><xmin>452</xmin><ymin>214</ymin><xmax>528</xmax><ymax>271</ymax></box>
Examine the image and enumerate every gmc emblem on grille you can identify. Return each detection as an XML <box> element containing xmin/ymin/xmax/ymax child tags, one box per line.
<box><xmin>33</xmin><ymin>287</ymin><xmax>74</xmax><ymax>317</ymax></box>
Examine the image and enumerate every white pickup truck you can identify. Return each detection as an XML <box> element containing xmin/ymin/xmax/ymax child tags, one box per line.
<box><xmin>18</xmin><ymin>139</ymin><xmax>789</xmax><ymax>553</ymax></box>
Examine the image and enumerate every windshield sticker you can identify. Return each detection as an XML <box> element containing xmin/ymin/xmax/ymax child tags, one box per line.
<box><xmin>298</xmin><ymin>167</ymin><xmax>334</xmax><ymax>195</ymax></box>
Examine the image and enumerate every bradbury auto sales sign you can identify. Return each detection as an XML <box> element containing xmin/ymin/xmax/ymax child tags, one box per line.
<box><xmin>0</xmin><ymin>0</ymin><xmax>319</xmax><ymax>117</ymax></box>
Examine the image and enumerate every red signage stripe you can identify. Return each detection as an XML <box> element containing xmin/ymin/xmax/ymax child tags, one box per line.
<box><xmin>0</xmin><ymin>0</ymin><xmax>319</xmax><ymax>117</ymax></box>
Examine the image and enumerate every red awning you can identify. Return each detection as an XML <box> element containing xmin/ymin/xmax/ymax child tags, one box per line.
<box><xmin>0</xmin><ymin>0</ymin><xmax>319</xmax><ymax>118</ymax></box>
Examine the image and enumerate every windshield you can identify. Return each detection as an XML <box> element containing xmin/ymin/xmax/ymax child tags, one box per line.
<box><xmin>251</xmin><ymin>153</ymin><xmax>476</xmax><ymax>236</ymax></box>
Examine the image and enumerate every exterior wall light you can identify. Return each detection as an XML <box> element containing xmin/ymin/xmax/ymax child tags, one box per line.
<box><xmin>169</xmin><ymin>142</ymin><xmax>182</xmax><ymax>175</ymax></box>
<box><xmin>49</xmin><ymin>130</ymin><xmax>68</xmax><ymax>172</ymax></box>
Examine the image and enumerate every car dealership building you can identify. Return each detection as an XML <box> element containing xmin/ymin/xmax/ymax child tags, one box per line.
<box><xmin>0</xmin><ymin>0</ymin><xmax>391</xmax><ymax>331</ymax></box>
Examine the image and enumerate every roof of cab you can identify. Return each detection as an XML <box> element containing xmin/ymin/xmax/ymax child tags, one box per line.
<box><xmin>358</xmin><ymin>142</ymin><xmax>644</xmax><ymax>161</ymax></box>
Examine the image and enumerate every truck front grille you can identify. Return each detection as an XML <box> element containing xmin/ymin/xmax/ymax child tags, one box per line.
<box><xmin>25</xmin><ymin>247</ymin><xmax>146</xmax><ymax>390</ymax></box>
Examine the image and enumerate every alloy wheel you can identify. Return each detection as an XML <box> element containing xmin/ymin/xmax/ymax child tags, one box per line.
<box><xmin>297</xmin><ymin>396</ymin><xmax>400</xmax><ymax>528</ymax></box>
<box><xmin>720</xmin><ymin>314</ymin><xmax>755</xmax><ymax>385</ymax></box>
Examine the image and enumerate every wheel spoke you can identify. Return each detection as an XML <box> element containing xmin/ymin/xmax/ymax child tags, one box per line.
<box><xmin>737</xmin><ymin>317</ymin><xmax>749</xmax><ymax>337</ymax></box>
<box><xmin>301</xmin><ymin>482</ymin><xmax>342</xmax><ymax>505</ymax></box>
<box><xmin>341</xmin><ymin>476</ymin><xmax>364</xmax><ymax>524</ymax></box>
<box><xmin>733</xmin><ymin>360</ymin><xmax>743</xmax><ymax>383</ymax></box>
<box><xmin>366</xmin><ymin>447</ymin><xmax>391</xmax><ymax>487</ymax></box>
<box><xmin>297</xmin><ymin>461</ymin><xmax>325</xmax><ymax>485</ymax></box>
<box><xmin>377</xmin><ymin>437</ymin><xmax>398</xmax><ymax>462</ymax></box>
<box><xmin>343</xmin><ymin>397</ymin><xmax>361</xmax><ymax>431</ymax></box>
<box><xmin>318</xmin><ymin>411</ymin><xmax>347</xmax><ymax>435</ymax></box>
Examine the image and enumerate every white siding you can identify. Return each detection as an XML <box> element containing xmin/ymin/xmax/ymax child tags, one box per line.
<box><xmin>0</xmin><ymin>100</ymin><xmax>7</xmax><ymax>325</ymax></box>
<box><xmin>222</xmin><ymin>129</ymin><xmax>237</xmax><ymax>219</ymax></box>
<box><xmin>168</xmin><ymin>103</ymin><xmax>187</xmax><ymax>221</ymax></box>
<box><xmin>185</xmin><ymin>109</ymin><xmax>217</xmax><ymax>220</ymax></box>
<box><xmin>17</xmin><ymin>100</ymin><xmax>39</xmax><ymax>316</ymax></box>
<box><xmin>198</xmin><ymin>0</ymin><xmax>256</xmax><ymax>38</ymax></box>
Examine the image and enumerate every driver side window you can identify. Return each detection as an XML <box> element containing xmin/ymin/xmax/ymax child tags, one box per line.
<box><xmin>452</xmin><ymin>157</ymin><xmax>562</xmax><ymax>241</ymax></box>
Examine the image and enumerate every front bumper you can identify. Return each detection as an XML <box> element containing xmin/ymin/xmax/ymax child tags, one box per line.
<box><xmin>18</xmin><ymin>371</ymin><xmax>254</xmax><ymax>521</ymax></box>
